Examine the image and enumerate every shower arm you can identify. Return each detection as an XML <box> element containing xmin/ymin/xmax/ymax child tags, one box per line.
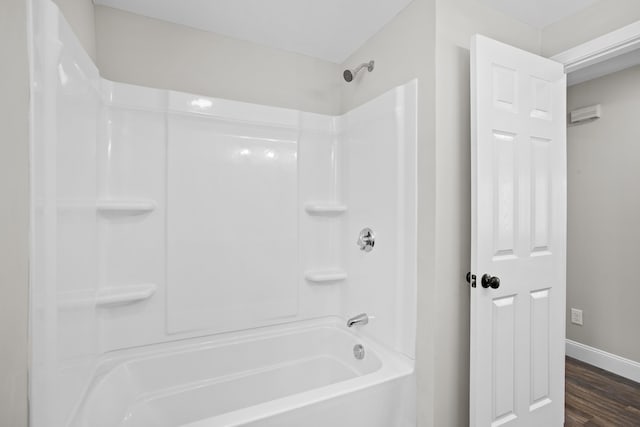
<box><xmin>343</xmin><ymin>60</ymin><xmax>375</xmax><ymax>82</ymax></box>
<box><xmin>354</xmin><ymin>61</ymin><xmax>375</xmax><ymax>74</ymax></box>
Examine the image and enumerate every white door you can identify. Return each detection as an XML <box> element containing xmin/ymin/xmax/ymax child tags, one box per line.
<box><xmin>470</xmin><ymin>35</ymin><xmax>566</xmax><ymax>427</ymax></box>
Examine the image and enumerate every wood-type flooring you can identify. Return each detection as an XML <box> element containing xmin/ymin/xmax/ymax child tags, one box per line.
<box><xmin>565</xmin><ymin>356</ymin><xmax>640</xmax><ymax>426</ymax></box>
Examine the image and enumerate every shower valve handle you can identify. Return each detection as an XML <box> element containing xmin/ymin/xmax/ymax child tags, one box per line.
<box><xmin>357</xmin><ymin>228</ymin><xmax>375</xmax><ymax>252</ymax></box>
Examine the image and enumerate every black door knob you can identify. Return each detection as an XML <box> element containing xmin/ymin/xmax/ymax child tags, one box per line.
<box><xmin>481</xmin><ymin>274</ymin><xmax>500</xmax><ymax>289</ymax></box>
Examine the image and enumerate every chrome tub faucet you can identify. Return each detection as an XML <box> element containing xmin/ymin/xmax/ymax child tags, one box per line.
<box><xmin>347</xmin><ymin>313</ymin><xmax>369</xmax><ymax>328</ymax></box>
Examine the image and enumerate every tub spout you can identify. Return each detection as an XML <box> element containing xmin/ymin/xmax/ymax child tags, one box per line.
<box><xmin>347</xmin><ymin>313</ymin><xmax>369</xmax><ymax>328</ymax></box>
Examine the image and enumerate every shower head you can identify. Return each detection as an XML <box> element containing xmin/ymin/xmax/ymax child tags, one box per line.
<box><xmin>343</xmin><ymin>60</ymin><xmax>375</xmax><ymax>82</ymax></box>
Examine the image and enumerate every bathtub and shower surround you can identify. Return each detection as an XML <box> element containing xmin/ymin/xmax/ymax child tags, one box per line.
<box><xmin>30</xmin><ymin>1</ymin><xmax>418</xmax><ymax>426</ymax></box>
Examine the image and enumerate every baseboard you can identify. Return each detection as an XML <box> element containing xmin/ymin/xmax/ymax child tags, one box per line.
<box><xmin>566</xmin><ymin>339</ymin><xmax>640</xmax><ymax>383</ymax></box>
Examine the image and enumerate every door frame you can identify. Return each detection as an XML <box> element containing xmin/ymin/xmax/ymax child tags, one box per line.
<box><xmin>551</xmin><ymin>20</ymin><xmax>640</xmax><ymax>76</ymax></box>
<box><xmin>549</xmin><ymin>19</ymin><xmax>640</xmax><ymax>382</ymax></box>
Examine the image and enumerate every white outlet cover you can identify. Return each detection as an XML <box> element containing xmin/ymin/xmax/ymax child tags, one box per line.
<box><xmin>571</xmin><ymin>308</ymin><xmax>583</xmax><ymax>325</ymax></box>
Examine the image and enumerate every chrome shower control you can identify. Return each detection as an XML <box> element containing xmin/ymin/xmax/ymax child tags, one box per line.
<box><xmin>357</xmin><ymin>228</ymin><xmax>375</xmax><ymax>252</ymax></box>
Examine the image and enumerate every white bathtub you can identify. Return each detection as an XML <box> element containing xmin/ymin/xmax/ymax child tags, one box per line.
<box><xmin>71</xmin><ymin>318</ymin><xmax>415</xmax><ymax>427</ymax></box>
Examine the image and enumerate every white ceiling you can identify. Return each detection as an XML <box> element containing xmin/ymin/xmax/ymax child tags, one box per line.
<box><xmin>94</xmin><ymin>0</ymin><xmax>414</xmax><ymax>64</ymax></box>
<box><xmin>480</xmin><ymin>0</ymin><xmax>599</xmax><ymax>29</ymax></box>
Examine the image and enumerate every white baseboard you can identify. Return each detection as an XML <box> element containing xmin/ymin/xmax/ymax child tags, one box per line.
<box><xmin>566</xmin><ymin>339</ymin><xmax>640</xmax><ymax>383</ymax></box>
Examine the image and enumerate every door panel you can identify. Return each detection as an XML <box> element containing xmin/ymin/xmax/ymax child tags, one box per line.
<box><xmin>493</xmin><ymin>295</ymin><xmax>517</xmax><ymax>423</ymax></box>
<box><xmin>470</xmin><ymin>34</ymin><xmax>566</xmax><ymax>427</ymax></box>
<box><xmin>493</xmin><ymin>131</ymin><xmax>517</xmax><ymax>258</ymax></box>
<box><xmin>530</xmin><ymin>288</ymin><xmax>551</xmax><ymax>407</ymax></box>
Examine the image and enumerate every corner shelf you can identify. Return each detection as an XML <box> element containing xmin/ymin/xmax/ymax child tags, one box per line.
<box><xmin>58</xmin><ymin>290</ymin><xmax>96</xmax><ymax>310</ymax></box>
<box><xmin>304</xmin><ymin>203</ymin><xmax>347</xmax><ymax>216</ymax></box>
<box><xmin>97</xmin><ymin>199</ymin><xmax>156</xmax><ymax>216</ymax></box>
<box><xmin>57</xmin><ymin>283</ymin><xmax>157</xmax><ymax>310</ymax></box>
<box><xmin>96</xmin><ymin>283</ymin><xmax>157</xmax><ymax>307</ymax></box>
<box><xmin>304</xmin><ymin>270</ymin><xmax>348</xmax><ymax>283</ymax></box>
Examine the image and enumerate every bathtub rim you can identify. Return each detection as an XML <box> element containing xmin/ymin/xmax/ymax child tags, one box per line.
<box><xmin>72</xmin><ymin>316</ymin><xmax>414</xmax><ymax>427</ymax></box>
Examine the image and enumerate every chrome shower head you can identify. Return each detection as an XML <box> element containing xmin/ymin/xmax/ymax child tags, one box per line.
<box><xmin>343</xmin><ymin>69</ymin><xmax>355</xmax><ymax>82</ymax></box>
<box><xmin>343</xmin><ymin>60</ymin><xmax>375</xmax><ymax>82</ymax></box>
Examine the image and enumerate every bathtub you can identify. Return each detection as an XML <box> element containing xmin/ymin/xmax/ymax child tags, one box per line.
<box><xmin>72</xmin><ymin>318</ymin><xmax>415</xmax><ymax>427</ymax></box>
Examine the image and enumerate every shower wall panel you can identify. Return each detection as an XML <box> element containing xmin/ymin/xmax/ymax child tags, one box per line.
<box><xmin>166</xmin><ymin>97</ymin><xmax>299</xmax><ymax>333</ymax></box>
<box><xmin>298</xmin><ymin>113</ymin><xmax>344</xmax><ymax>317</ymax></box>
<box><xmin>339</xmin><ymin>80</ymin><xmax>418</xmax><ymax>359</ymax></box>
<box><xmin>97</xmin><ymin>83</ymin><xmax>167</xmax><ymax>352</ymax></box>
<box><xmin>30</xmin><ymin>1</ymin><xmax>101</xmax><ymax>425</ymax></box>
<box><xmin>96</xmin><ymin>85</ymin><xmax>344</xmax><ymax>349</ymax></box>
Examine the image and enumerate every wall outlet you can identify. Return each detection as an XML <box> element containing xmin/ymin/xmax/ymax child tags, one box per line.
<box><xmin>571</xmin><ymin>308</ymin><xmax>583</xmax><ymax>326</ymax></box>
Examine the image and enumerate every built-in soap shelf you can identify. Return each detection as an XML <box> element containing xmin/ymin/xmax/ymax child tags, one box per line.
<box><xmin>97</xmin><ymin>199</ymin><xmax>156</xmax><ymax>215</ymax></box>
<box><xmin>57</xmin><ymin>283</ymin><xmax>157</xmax><ymax>310</ymax></box>
<box><xmin>304</xmin><ymin>203</ymin><xmax>347</xmax><ymax>216</ymax></box>
<box><xmin>58</xmin><ymin>290</ymin><xmax>96</xmax><ymax>310</ymax></box>
<box><xmin>96</xmin><ymin>283</ymin><xmax>157</xmax><ymax>307</ymax></box>
<box><xmin>304</xmin><ymin>270</ymin><xmax>348</xmax><ymax>283</ymax></box>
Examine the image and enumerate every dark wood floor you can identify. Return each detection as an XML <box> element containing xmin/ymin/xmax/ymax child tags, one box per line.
<box><xmin>566</xmin><ymin>356</ymin><xmax>640</xmax><ymax>426</ymax></box>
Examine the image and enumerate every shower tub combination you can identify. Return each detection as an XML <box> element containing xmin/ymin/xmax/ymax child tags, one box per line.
<box><xmin>30</xmin><ymin>1</ymin><xmax>418</xmax><ymax>426</ymax></box>
<box><xmin>74</xmin><ymin>320</ymin><xmax>414</xmax><ymax>427</ymax></box>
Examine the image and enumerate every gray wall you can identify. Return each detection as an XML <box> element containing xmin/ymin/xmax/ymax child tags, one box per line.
<box><xmin>566</xmin><ymin>65</ymin><xmax>640</xmax><ymax>363</ymax></box>
<box><xmin>94</xmin><ymin>6</ymin><xmax>341</xmax><ymax>115</ymax></box>
<box><xmin>0</xmin><ymin>0</ymin><xmax>30</xmax><ymax>426</ymax></box>
<box><xmin>53</xmin><ymin>0</ymin><xmax>96</xmax><ymax>60</ymax></box>
<box><xmin>433</xmin><ymin>1</ymin><xmax>540</xmax><ymax>425</ymax></box>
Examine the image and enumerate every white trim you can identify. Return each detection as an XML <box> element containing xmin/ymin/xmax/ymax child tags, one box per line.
<box><xmin>566</xmin><ymin>339</ymin><xmax>640</xmax><ymax>383</ymax></box>
<box><xmin>551</xmin><ymin>20</ymin><xmax>640</xmax><ymax>74</ymax></box>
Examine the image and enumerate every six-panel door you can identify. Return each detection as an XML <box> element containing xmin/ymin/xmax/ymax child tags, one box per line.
<box><xmin>470</xmin><ymin>34</ymin><xmax>567</xmax><ymax>427</ymax></box>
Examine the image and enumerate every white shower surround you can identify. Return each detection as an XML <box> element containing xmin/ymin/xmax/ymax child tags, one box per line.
<box><xmin>30</xmin><ymin>0</ymin><xmax>418</xmax><ymax>425</ymax></box>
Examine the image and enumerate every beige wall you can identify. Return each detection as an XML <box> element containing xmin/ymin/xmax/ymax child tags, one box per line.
<box><xmin>566</xmin><ymin>65</ymin><xmax>640</xmax><ymax>363</ymax></box>
<box><xmin>433</xmin><ymin>1</ymin><xmax>540</xmax><ymax>425</ymax></box>
<box><xmin>23</xmin><ymin>2</ymin><xmax>640</xmax><ymax>426</ymax></box>
<box><xmin>53</xmin><ymin>0</ymin><xmax>96</xmax><ymax>60</ymax></box>
<box><xmin>94</xmin><ymin>6</ymin><xmax>341</xmax><ymax>115</ymax></box>
<box><xmin>542</xmin><ymin>0</ymin><xmax>640</xmax><ymax>57</ymax></box>
<box><xmin>339</xmin><ymin>2</ymin><xmax>437</xmax><ymax>425</ymax></box>
<box><xmin>0</xmin><ymin>0</ymin><xmax>30</xmax><ymax>426</ymax></box>
<box><xmin>339</xmin><ymin>0</ymin><xmax>434</xmax><ymax>114</ymax></box>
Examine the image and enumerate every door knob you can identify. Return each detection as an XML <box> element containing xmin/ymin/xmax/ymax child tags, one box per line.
<box><xmin>481</xmin><ymin>274</ymin><xmax>500</xmax><ymax>289</ymax></box>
